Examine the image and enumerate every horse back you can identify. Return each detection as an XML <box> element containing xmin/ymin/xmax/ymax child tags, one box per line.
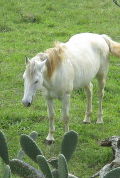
<box><xmin>65</xmin><ymin>33</ymin><xmax>109</xmax><ymax>88</ymax></box>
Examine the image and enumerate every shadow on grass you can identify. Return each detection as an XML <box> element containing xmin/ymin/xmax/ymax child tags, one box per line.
<box><xmin>0</xmin><ymin>25</ymin><xmax>13</xmax><ymax>33</ymax></box>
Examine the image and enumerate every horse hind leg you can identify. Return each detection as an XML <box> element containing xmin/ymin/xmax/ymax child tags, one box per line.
<box><xmin>83</xmin><ymin>82</ymin><xmax>93</xmax><ymax>124</ymax></box>
<box><xmin>96</xmin><ymin>74</ymin><xmax>106</xmax><ymax>124</ymax></box>
<box><xmin>62</xmin><ymin>93</ymin><xmax>70</xmax><ymax>133</ymax></box>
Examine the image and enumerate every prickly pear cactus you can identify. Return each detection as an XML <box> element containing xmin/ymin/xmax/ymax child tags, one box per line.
<box><xmin>10</xmin><ymin>159</ymin><xmax>44</xmax><ymax>178</ymax></box>
<box><xmin>49</xmin><ymin>131</ymin><xmax>78</xmax><ymax>169</ymax></box>
<box><xmin>37</xmin><ymin>155</ymin><xmax>53</xmax><ymax>178</ymax></box>
<box><xmin>17</xmin><ymin>131</ymin><xmax>38</xmax><ymax>160</ymax></box>
<box><xmin>52</xmin><ymin>170</ymin><xmax>78</xmax><ymax>178</ymax></box>
<box><xmin>103</xmin><ymin>167</ymin><xmax>120</xmax><ymax>178</ymax></box>
<box><xmin>3</xmin><ymin>165</ymin><xmax>11</xmax><ymax>178</ymax></box>
<box><xmin>20</xmin><ymin>134</ymin><xmax>43</xmax><ymax>163</ymax></box>
<box><xmin>58</xmin><ymin>154</ymin><xmax>68</xmax><ymax>178</ymax></box>
<box><xmin>0</xmin><ymin>130</ymin><xmax>78</xmax><ymax>178</ymax></box>
<box><xmin>61</xmin><ymin>130</ymin><xmax>78</xmax><ymax>162</ymax></box>
<box><xmin>29</xmin><ymin>131</ymin><xmax>38</xmax><ymax>140</ymax></box>
<box><xmin>51</xmin><ymin>169</ymin><xmax>59</xmax><ymax>178</ymax></box>
<box><xmin>48</xmin><ymin>157</ymin><xmax>58</xmax><ymax>169</ymax></box>
<box><xmin>0</xmin><ymin>131</ymin><xmax>9</xmax><ymax>164</ymax></box>
<box><xmin>51</xmin><ymin>156</ymin><xmax>78</xmax><ymax>178</ymax></box>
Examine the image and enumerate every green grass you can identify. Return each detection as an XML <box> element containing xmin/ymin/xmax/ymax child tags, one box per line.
<box><xmin>0</xmin><ymin>0</ymin><xmax>120</xmax><ymax>177</ymax></box>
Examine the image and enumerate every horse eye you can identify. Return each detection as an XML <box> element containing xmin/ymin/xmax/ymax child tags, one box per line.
<box><xmin>34</xmin><ymin>80</ymin><xmax>38</xmax><ymax>84</ymax></box>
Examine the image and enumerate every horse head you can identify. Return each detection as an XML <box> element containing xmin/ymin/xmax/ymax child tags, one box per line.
<box><xmin>22</xmin><ymin>56</ymin><xmax>47</xmax><ymax>107</ymax></box>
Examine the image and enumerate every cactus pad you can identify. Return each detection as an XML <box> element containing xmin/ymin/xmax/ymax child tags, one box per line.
<box><xmin>61</xmin><ymin>131</ymin><xmax>78</xmax><ymax>162</ymax></box>
<box><xmin>103</xmin><ymin>167</ymin><xmax>120</xmax><ymax>178</ymax></box>
<box><xmin>48</xmin><ymin>157</ymin><xmax>58</xmax><ymax>169</ymax></box>
<box><xmin>29</xmin><ymin>131</ymin><xmax>38</xmax><ymax>141</ymax></box>
<box><xmin>37</xmin><ymin>155</ymin><xmax>53</xmax><ymax>178</ymax></box>
<box><xmin>20</xmin><ymin>134</ymin><xmax>43</xmax><ymax>163</ymax></box>
<box><xmin>10</xmin><ymin>159</ymin><xmax>44</xmax><ymax>178</ymax></box>
<box><xmin>0</xmin><ymin>131</ymin><xmax>9</xmax><ymax>164</ymax></box>
<box><xmin>58</xmin><ymin>154</ymin><xmax>68</xmax><ymax>178</ymax></box>
<box><xmin>3</xmin><ymin>165</ymin><xmax>11</xmax><ymax>178</ymax></box>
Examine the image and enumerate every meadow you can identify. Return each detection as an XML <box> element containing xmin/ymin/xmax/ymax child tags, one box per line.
<box><xmin>0</xmin><ymin>0</ymin><xmax>120</xmax><ymax>177</ymax></box>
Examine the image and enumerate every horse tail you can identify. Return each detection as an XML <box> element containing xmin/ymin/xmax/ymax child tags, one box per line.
<box><xmin>102</xmin><ymin>34</ymin><xmax>120</xmax><ymax>57</ymax></box>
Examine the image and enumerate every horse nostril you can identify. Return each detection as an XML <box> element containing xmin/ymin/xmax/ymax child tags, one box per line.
<box><xmin>27</xmin><ymin>102</ymin><xmax>31</xmax><ymax>107</ymax></box>
<box><xmin>22</xmin><ymin>99</ymin><xmax>31</xmax><ymax>107</ymax></box>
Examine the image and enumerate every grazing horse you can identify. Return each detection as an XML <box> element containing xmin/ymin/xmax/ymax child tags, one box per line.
<box><xmin>22</xmin><ymin>33</ymin><xmax>120</xmax><ymax>143</ymax></box>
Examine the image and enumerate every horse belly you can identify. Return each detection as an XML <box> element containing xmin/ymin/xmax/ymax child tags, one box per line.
<box><xmin>71</xmin><ymin>50</ymin><xmax>100</xmax><ymax>89</ymax></box>
<box><xmin>73</xmin><ymin>68</ymin><xmax>97</xmax><ymax>89</ymax></box>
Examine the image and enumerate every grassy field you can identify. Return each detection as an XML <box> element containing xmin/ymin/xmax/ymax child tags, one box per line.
<box><xmin>0</xmin><ymin>0</ymin><xmax>120</xmax><ymax>177</ymax></box>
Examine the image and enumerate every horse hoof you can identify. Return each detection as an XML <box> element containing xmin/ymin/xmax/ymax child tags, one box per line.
<box><xmin>45</xmin><ymin>139</ymin><xmax>55</xmax><ymax>145</ymax></box>
<box><xmin>83</xmin><ymin>120</ymin><xmax>91</xmax><ymax>124</ymax></box>
<box><xmin>96</xmin><ymin>121</ymin><xmax>104</xmax><ymax>124</ymax></box>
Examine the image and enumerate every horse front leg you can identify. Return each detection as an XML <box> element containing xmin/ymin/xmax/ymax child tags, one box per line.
<box><xmin>62</xmin><ymin>93</ymin><xmax>70</xmax><ymax>133</ymax></box>
<box><xmin>46</xmin><ymin>98</ymin><xmax>55</xmax><ymax>144</ymax></box>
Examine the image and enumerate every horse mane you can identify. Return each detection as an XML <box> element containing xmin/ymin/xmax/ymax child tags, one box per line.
<box><xmin>44</xmin><ymin>42</ymin><xmax>66</xmax><ymax>78</ymax></box>
<box><xmin>25</xmin><ymin>42</ymin><xmax>66</xmax><ymax>79</ymax></box>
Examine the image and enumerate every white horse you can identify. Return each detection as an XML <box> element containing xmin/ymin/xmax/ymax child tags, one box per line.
<box><xmin>22</xmin><ymin>33</ymin><xmax>120</xmax><ymax>143</ymax></box>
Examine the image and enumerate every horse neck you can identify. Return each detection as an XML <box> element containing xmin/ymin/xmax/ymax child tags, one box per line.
<box><xmin>42</xmin><ymin>65</ymin><xmax>51</xmax><ymax>90</ymax></box>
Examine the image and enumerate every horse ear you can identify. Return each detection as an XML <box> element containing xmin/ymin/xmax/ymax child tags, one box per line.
<box><xmin>25</xmin><ymin>56</ymin><xmax>30</xmax><ymax>65</ymax></box>
<box><xmin>39</xmin><ymin>59</ymin><xmax>47</xmax><ymax>69</ymax></box>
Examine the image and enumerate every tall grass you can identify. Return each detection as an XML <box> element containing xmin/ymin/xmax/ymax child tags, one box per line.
<box><xmin>0</xmin><ymin>0</ymin><xmax>120</xmax><ymax>177</ymax></box>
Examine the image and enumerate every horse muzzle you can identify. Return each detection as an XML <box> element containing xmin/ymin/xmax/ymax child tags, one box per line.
<box><xmin>22</xmin><ymin>99</ymin><xmax>32</xmax><ymax>107</ymax></box>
